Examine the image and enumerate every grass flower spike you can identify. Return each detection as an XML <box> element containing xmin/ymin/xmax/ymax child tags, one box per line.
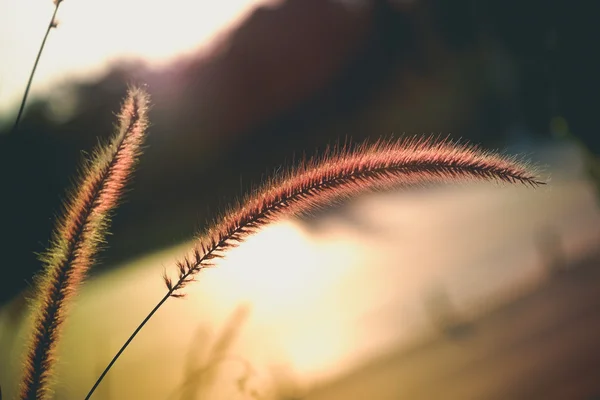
<box><xmin>20</xmin><ymin>87</ymin><xmax>149</xmax><ymax>400</ymax></box>
<box><xmin>168</xmin><ymin>137</ymin><xmax>542</xmax><ymax>295</ymax></box>
<box><xmin>87</xmin><ymin>136</ymin><xmax>542</xmax><ymax>399</ymax></box>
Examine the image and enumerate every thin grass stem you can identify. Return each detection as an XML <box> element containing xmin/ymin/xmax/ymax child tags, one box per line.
<box><xmin>13</xmin><ymin>1</ymin><xmax>62</xmax><ymax>132</ymax></box>
<box><xmin>84</xmin><ymin>291</ymin><xmax>171</xmax><ymax>400</ymax></box>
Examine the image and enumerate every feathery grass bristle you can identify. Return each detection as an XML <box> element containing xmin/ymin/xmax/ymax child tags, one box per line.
<box><xmin>19</xmin><ymin>87</ymin><xmax>149</xmax><ymax>400</ymax></box>
<box><xmin>165</xmin><ymin>137</ymin><xmax>543</xmax><ymax>296</ymax></box>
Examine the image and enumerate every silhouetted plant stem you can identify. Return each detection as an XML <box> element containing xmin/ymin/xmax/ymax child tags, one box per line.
<box><xmin>84</xmin><ymin>290</ymin><xmax>172</xmax><ymax>400</ymax></box>
<box><xmin>13</xmin><ymin>0</ymin><xmax>62</xmax><ymax>132</ymax></box>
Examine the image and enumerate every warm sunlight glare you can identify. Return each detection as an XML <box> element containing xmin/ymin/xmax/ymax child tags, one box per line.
<box><xmin>217</xmin><ymin>222</ymin><xmax>320</xmax><ymax>307</ymax></box>
<box><xmin>0</xmin><ymin>0</ymin><xmax>274</xmax><ymax>115</ymax></box>
<box><xmin>213</xmin><ymin>221</ymin><xmax>366</xmax><ymax>378</ymax></box>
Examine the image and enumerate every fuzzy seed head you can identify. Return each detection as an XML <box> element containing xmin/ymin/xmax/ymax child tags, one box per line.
<box><xmin>164</xmin><ymin>137</ymin><xmax>543</xmax><ymax>296</ymax></box>
<box><xmin>19</xmin><ymin>87</ymin><xmax>149</xmax><ymax>400</ymax></box>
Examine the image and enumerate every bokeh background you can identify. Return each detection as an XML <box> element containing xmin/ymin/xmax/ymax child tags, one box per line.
<box><xmin>1</xmin><ymin>0</ymin><xmax>599</xmax><ymax>398</ymax></box>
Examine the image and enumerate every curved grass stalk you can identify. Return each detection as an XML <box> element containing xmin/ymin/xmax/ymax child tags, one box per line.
<box><xmin>20</xmin><ymin>87</ymin><xmax>149</xmax><ymax>400</ymax></box>
<box><xmin>85</xmin><ymin>136</ymin><xmax>543</xmax><ymax>399</ymax></box>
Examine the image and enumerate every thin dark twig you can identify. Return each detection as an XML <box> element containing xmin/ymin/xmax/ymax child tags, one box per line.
<box><xmin>84</xmin><ymin>291</ymin><xmax>172</xmax><ymax>400</ymax></box>
<box><xmin>13</xmin><ymin>1</ymin><xmax>62</xmax><ymax>132</ymax></box>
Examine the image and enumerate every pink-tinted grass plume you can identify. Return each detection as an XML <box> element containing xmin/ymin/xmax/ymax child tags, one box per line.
<box><xmin>20</xmin><ymin>87</ymin><xmax>149</xmax><ymax>400</ymax></box>
<box><xmin>87</xmin><ymin>136</ymin><xmax>542</xmax><ymax>399</ymax></box>
<box><xmin>167</xmin><ymin>137</ymin><xmax>543</xmax><ymax>295</ymax></box>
